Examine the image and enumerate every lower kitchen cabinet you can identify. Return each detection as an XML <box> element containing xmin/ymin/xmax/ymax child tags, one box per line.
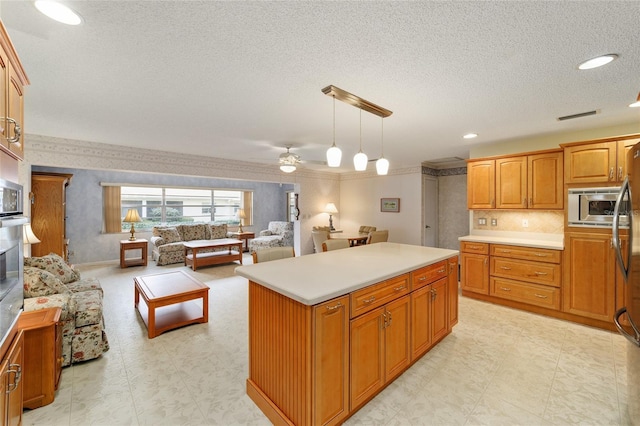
<box><xmin>350</xmin><ymin>294</ymin><xmax>410</xmax><ymax>411</ymax></box>
<box><xmin>313</xmin><ymin>295</ymin><xmax>349</xmax><ymax>426</ymax></box>
<box><xmin>460</xmin><ymin>242</ymin><xmax>489</xmax><ymax>295</ymax></box>
<box><xmin>0</xmin><ymin>328</ymin><xmax>23</xmax><ymax>426</ymax></box>
<box><xmin>563</xmin><ymin>232</ymin><xmax>616</xmax><ymax>322</ymax></box>
<box><xmin>448</xmin><ymin>256</ymin><xmax>459</xmax><ymax>328</ymax></box>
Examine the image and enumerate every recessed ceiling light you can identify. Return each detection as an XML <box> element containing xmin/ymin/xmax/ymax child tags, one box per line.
<box><xmin>463</xmin><ymin>133</ymin><xmax>478</xmax><ymax>139</ymax></box>
<box><xmin>34</xmin><ymin>0</ymin><xmax>82</xmax><ymax>25</ymax></box>
<box><xmin>578</xmin><ymin>54</ymin><xmax>618</xmax><ymax>70</ymax></box>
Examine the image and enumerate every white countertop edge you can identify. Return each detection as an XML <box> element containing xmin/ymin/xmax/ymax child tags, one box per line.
<box><xmin>459</xmin><ymin>233</ymin><xmax>563</xmax><ymax>250</ymax></box>
<box><xmin>235</xmin><ymin>243</ymin><xmax>459</xmax><ymax>306</ymax></box>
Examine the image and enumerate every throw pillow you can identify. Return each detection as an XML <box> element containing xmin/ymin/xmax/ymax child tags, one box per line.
<box><xmin>155</xmin><ymin>227</ymin><xmax>181</xmax><ymax>244</ymax></box>
<box><xmin>23</xmin><ymin>266</ymin><xmax>70</xmax><ymax>297</ymax></box>
<box><xmin>178</xmin><ymin>224</ymin><xmax>207</xmax><ymax>241</ymax></box>
<box><xmin>209</xmin><ymin>224</ymin><xmax>228</xmax><ymax>239</ymax></box>
<box><xmin>24</xmin><ymin>253</ymin><xmax>81</xmax><ymax>284</ymax></box>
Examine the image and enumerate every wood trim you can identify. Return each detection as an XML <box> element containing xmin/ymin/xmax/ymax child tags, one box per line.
<box><xmin>0</xmin><ymin>21</ymin><xmax>29</xmax><ymax>85</ymax></box>
<box><xmin>466</xmin><ymin>148</ymin><xmax>563</xmax><ymax>163</ymax></box>
<box><xmin>559</xmin><ymin>133</ymin><xmax>640</xmax><ymax>149</ymax></box>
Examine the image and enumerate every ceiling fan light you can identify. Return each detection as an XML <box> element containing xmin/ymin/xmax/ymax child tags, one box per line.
<box><xmin>376</xmin><ymin>157</ymin><xmax>389</xmax><ymax>175</ymax></box>
<box><xmin>327</xmin><ymin>145</ymin><xmax>342</xmax><ymax>167</ymax></box>
<box><xmin>354</xmin><ymin>152</ymin><xmax>368</xmax><ymax>171</ymax></box>
<box><xmin>280</xmin><ymin>164</ymin><xmax>296</xmax><ymax>173</ymax></box>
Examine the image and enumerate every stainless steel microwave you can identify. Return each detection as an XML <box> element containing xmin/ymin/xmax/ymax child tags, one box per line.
<box><xmin>567</xmin><ymin>186</ymin><xmax>629</xmax><ymax>228</ymax></box>
<box><xmin>0</xmin><ymin>179</ymin><xmax>22</xmax><ymax>218</ymax></box>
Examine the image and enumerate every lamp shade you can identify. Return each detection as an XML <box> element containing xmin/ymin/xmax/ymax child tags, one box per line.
<box><xmin>280</xmin><ymin>164</ymin><xmax>296</xmax><ymax>173</ymax></box>
<box><xmin>324</xmin><ymin>203</ymin><xmax>338</xmax><ymax>214</ymax></box>
<box><xmin>326</xmin><ymin>145</ymin><xmax>342</xmax><ymax>167</ymax></box>
<box><xmin>376</xmin><ymin>157</ymin><xmax>389</xmax><ymax>175</ymax></box>
<box><xmin>123</xmin><ymin>208</ymin><xmax>142</xmax><ymax>223</ymax></box>
<box><xmin>238</xmin><ymin>209</ymin><xmax>246</xmax><ymax>220</ymax></box>
<box><xmin>23</xmin><ymin>223</ymin><xmax>41</xmax><ymax>245</ymax></box>
<box><xmin>353</xmin><ymin>151</ymin><xmax>368</xmax><ymax>171</ymax></box>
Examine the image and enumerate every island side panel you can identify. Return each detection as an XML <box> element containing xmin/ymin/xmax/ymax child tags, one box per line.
<box><xmin>248</xmin><ymin>281</ymin><xmax>313</xmax><ymax>426</ymax></box>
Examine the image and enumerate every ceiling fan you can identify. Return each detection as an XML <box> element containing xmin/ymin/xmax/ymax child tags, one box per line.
<box><xmin>278</xmin><ymin>145</ymin><xmax>326</xmax><ymax>173</ymax></box>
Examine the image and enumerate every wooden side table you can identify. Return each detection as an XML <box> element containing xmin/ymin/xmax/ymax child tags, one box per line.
<box><xmin>120</xmin><ymin>239</ymin><xmax>148</xmax><ymax>268</ymax></box>
<box><xmin>228</xmin><ymin>232</ymin><xmax>255</xmax><ymax>252</ymax></box>
<box><xmin>18</xmin><ymin>307</ymin><xmax>62</xmax><ymax>409</ymax></box>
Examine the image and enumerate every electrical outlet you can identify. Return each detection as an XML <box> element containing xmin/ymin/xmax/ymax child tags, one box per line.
<box><xmin>478</xmin><ymin>218</ymin><xmax>486</xmax><ymax>225</ymax></box>
<box><xmin>522</xmin><ymin>219</ymin><xmax>529</xmax><ymax>228</ymax></box>
<box><xmin>491</xmin><ymin>218</ymin><xmax>497</xmax><ymax>226</ymax></box>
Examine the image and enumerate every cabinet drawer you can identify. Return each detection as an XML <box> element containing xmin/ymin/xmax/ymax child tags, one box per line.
<box><xmin>460</xmin><ymin>242</ymin><xmax>489</xmax><ymax>255</ymax></box>
<box><xmin>412</xmin><ymin>261</ymin><xmax>447</xmax><ymax>290</ymax></box>
<box><xmin>490</xmin><ymin>277</ymin><xmax>560</xmax><ymax>310</ymax></box>
<box><xmin>351</xmin><ymin>274</ymin><xmax>410</xmax><ymax>318</ymax></box>
<box><xmin>490</xmin><ymin>257</ymin><xmax>561</xmax><ymax>287</ymax></box>
<box><xmin>491</xmin><ymin>244</ymin><xmax>561</xmax><ymax>263</ymax></box>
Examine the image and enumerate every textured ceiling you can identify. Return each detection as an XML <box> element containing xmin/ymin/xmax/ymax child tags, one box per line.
<box><xmin>2</xmin><ymin>1</ymin><xmax>640</xmax><ymax>173</ymax></box>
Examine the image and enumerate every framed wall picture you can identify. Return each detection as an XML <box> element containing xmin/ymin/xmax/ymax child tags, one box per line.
<box><xmin>380</xmin><ymin>198</ymin><xmax>400</xmax><ymax>212</ymax></box>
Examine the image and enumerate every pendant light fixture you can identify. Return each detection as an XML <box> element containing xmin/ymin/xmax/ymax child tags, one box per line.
<box><xmin>376</xmin><ymin>117</ymin><xmax>389</xmax><ymax>175</ymax></box>
<box><xmin>353</xmin><ymin>108</ymin><xmax>368</xmax><ymax>171</ymax></box>
<box><xmin>326</xmin><ymin>95</ymin><xmax>342</xmax><ymax>167</ymax></box>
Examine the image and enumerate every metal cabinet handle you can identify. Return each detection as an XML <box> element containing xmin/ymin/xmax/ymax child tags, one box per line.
<box><xmin>4</xmin><ymin>117</ymin><xmax>21</xmax><ymax>144</ymax></box>
<box><xmin>394</xmin><ymin>285</ymin><xmax>405</xmax><ymax>291</ymax></box>
<box><xmin>431</xmin><ymin>288</ymin><xmax>438</xmax><ymax>300</ymax></box>
<box><xmin>437</xmin><ymin>268</ymin><xmax>445</xmax><ymax>274</ymax></box>
<box><xmin>534</xmin><ymin>253</ymin><xmax>548</xmax><ymax>257</ymax></box>
<box><xmin>7</xmin><ymin>363</ymin><xmax>21</xmax><ymax>392</ymax></box>
<box><xmin>500</xmin><ymin>287</ymin><xmax>511</xmax><ymax>292</ymax></box>
<box><xmin>529</xmin><ymin>197</ymin><xmax>533</xmax><ymax>207</ymax></box>
<box><xmin>523</xmin><ymin>197</ymin><xmax>527</xmax><ymax>207</ymax></box>
<box><xmin>363</xmin><ymin>296</ymin><xmax>376</xmax><ymax>304</ymax></box>
<box><xmin>387</xmin><ymin>310</ymin><xmax>392</xmax><ymax>327</ymax></box>
<box><xmin>498</xmin><ymin>249</ymin><xmax>511</xmax><ymax>253</ymax></box>
<box><xmin>326</xmin><ymin>302</ymin><xmax>342</xmax><ymax>311</ymax></box>
<box><xmin>500</xmin><ymin>266</ymin><xmax>511</xmax><ymax>270</ymax></box>
<box><xmin>418</xmin><ymin>276</ymin><xmax>427</xmax><ymax>281</ymax></box>
<box><xmin>534</xmin><ymin>271</ymin><xmax>548</xmax><ymax>276</ymax></box>
<box><xmin>610</xmin><ymin>167</ymin><xmax>615</xmax><ymax>180</ymax></box>
<box><xmin>534</xmin><ymin>294</ymin><xmax>548</xmax><ymax>299</ymax></box>
<box><xmin>619</xmin><ymin>166</ymin><xmax>623</xmax><ymax>180</ymax></box>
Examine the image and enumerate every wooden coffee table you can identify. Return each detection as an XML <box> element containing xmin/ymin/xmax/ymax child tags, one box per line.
<box><xmin>184</xmin><ymin>238</ymin><xmax>243</xmax><ymax>271</ymax></box>
<box><xmin>134</xmin><ymin>271</ymin><xmax>209</xmax><ymax>338</ymax></box>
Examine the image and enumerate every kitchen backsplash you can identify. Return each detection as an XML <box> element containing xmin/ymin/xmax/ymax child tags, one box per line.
<box><xmin>471</xmin><ymin>210</ymin><xmax>564</xmax><ymax>234</ymax></box>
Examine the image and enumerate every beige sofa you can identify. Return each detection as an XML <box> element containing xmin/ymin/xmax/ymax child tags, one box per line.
<box><xmin>150</xmin><ymin>223</ymin><xmax>230</xmax><ymax>266</ymax></box>
<box><xmin>23</xmin><ymin>254</ymin><xmax>109</xmax><ymax>367</ymax></box>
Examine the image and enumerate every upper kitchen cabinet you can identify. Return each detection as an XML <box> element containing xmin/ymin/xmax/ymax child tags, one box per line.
<box><xmin>468</xmin><ymin>149</ymin><xmax>563</xmax><ymax>210</ymax></box>
<box><xmin>562</xmin><ymin>136</ymin><xmax>640</xmax><ymax>184</ymax></box>
<box><xmin>467</xmin><ymin>160</ymin><xmax>495</xmax><ymax>209</ymax></box>
<box><xmin>0</xmin><ymin>21</ymin><xmax>29</xmax><ymax>161</ymax></box>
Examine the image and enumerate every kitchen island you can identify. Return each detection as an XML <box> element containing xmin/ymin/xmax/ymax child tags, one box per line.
<box><xmin>236</xmin><ymin>242</ymin><xmax>459</xmax><ymax>426</ymax></box>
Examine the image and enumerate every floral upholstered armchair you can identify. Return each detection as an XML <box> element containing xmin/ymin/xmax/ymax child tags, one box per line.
<box><xmin>249</xmin><ymin>221</ymin><xmax>294</xmax><ymax>252</ymax></box>
<box><xmin>22</xmin><ymin>254</ymin><xmax>109</xmax><ymax>366</ymax></box>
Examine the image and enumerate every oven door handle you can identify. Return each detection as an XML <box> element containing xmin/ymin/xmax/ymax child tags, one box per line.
<box><xmin>613</xmin><ymin>176</ymin><xmax>631</xmax><ymax>282</ymax></box>
<box><xmin>614</xmin><ymin>307</ymin><xmax>640</xmax><ymax>347</ymax></box>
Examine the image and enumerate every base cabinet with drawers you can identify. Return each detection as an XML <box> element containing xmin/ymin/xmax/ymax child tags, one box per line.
<box><xmin>0</xmin><ymin>325</ymin><xmax>23</xmax><ymax>426</ymax></box>
<box><xmin>460</xmin><ymin>242</ymin><xmax>490</xmax><ymax>295</ymax></box>
<box><xmin>247</xmin><ymin>255</ymin><xmax>458</xmax><ymax>426</ymax></box>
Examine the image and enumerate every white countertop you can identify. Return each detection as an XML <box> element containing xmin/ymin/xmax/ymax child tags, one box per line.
<box><xmin>459</xmin><ymin>231</ymin><xmax>564</xmax><ymax>250</ymax></box>
<box><xmin>235</xmin><ymin>242</ymin><xmax>459</xmax><ymax>306</ymax></box>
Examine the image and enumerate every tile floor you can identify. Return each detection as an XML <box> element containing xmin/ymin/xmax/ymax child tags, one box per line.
<box><xmin>22</xmin><ymin>255</ymin><xmax>632</xmax><ymax>425</ymax></box>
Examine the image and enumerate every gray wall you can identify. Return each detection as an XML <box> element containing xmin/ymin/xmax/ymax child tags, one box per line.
<box><xmin>32</xmin><ymin>166</ymin><xmax>293</xmax><ymax>264</ymax></box>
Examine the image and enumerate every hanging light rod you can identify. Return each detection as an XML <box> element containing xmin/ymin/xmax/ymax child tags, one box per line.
<box><xmin>321</xmin><ymin>85</ymin><xmax>392</xmax><ymax>118</ymax></box>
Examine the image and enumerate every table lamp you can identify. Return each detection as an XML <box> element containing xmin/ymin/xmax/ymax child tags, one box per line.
<box><xmin>325</xmin><ymin>203</ymin><xmax>338</xmax><ymax>231</ymax></box>
<box><xmin>238</xmin><ymin>209</ymin><xmax>246</xmax><ymax>233</ymax></box>
<box><xmin>123</xmin><ymin>208</ymin><xmax>142</xmax><ymax>241</ymax></box>
<box><xmin>23</xmin><ymin>222</ymin><xmax>41</xmax><ymax>258</ymax></box>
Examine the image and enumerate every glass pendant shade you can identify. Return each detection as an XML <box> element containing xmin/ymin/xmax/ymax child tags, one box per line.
<box><xmin>354</xmin><ymin>151</ymin><xmax>368</xmax><ymax>171</ymax></box>
<box><xmin>327</xmin><ymin>144</ymin><xmax>342</xmax><ymax>167</ymax></box>
<box><xmin>376</xmin><ymin>157</ymin><xmax>389</xmax><ymax>175</ymax></box>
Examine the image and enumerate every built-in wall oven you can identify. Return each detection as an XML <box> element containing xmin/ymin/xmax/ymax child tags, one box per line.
<box><xmin>567</xmin><ymin>186</ymin><xmax>629</xmax><ymax>228</ymax></box>
<box><xmin>0</xmin><ymin>215</ymin><xmax>25</xmax><ymax>349</ymax></box>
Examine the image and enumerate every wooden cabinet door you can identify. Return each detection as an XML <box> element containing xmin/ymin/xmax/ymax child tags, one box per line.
<box><xmin>410</xmin><ymin>286</ymin><xmax>431</xmax><ymax>361</ymax></box>
<box><xmin>6</xmin><ymin>332</ymin><xmax>22</xmax><ymax>426</ymax></box>
<box><xmin>460</xmin><ymin>252</ymin><xmax>489</xmax><ymax>294</ymax></box>
<box><xmin>31</xmin><ymin>174</ymin><xmax>71</xmax><ymax>259</ymax></box>
<box><xmin>564</xmin><ymin>142</ymin><xmax>617</xmax><ymax>184</ymax></box>
<box><xmin>467</xmin><ymin>160</ymin><xmax>495</xmax><ymax>209</ymax></box>
<box><xmin>496</xmin><ymin>156</ymin><xmax>527</xmax><ymax>209</ymax></box>
<box><xmin>6</xmin><ymin>63</ymin><xmax>23</xmax><ymax>159</ymax></box>
<box><xmin>0</xmin><ymin>48</ymin><xmax>8</xmax><ymax>151</ymax></box>
<box><xmin>350</xmin><ymin>307</ymin><xmax>384</xmax><ymax>410</ymax></box>
<box><xmin>313</xmin><ymin>295</ymin><xmax>349</xmax><ymax>426</ymax></box>
<box><xmin>617</xmin><ymin>138</ymin><xmax>640</xmax><ymax>182</ymax></box>
<box><xmin>563</xmin><ymin>232</ymin><xmax>616</xmax><ymax>321</ymax></box>
<box><xmin>430</xmin><ymin>278</ymin><xmax>448</xmax><ymax>343</ymax></box>
<box><xmin>528</xmin><ymin>151</ymin><xmax>563</xmax><ymax>209</ymax></box>
<box><xmin>447</xmin><ymin>256</ymin><xmax>459</xmax><ymax>329</ymax></box>
<box><xmin>384</xmin><ymin>295</ymin><xmax>410</xmax><ymax>382</ymax></box>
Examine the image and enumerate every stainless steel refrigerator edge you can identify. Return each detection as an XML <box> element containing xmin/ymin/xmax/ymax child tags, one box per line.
<box><xmin>613</xmin><ymin>143</ymin><xmax>640</xmax><ymax>425</ymax></box>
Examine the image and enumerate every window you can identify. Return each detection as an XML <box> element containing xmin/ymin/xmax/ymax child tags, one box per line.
<box><xmin>103</xmin><ymin>184</ymin><xmax>253</xmax><ymax>233</ymax></box>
